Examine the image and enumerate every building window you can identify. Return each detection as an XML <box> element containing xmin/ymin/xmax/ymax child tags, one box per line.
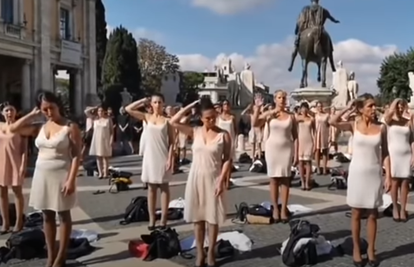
<box><xmin>1</xmin><ymin>0</ymin><xmax>14</xmax><ymax>24</ymax></box>
<box><xmin>60</xmin><ymin>8</ymin><xmax>71</xmax><ymax>40</ymax></box>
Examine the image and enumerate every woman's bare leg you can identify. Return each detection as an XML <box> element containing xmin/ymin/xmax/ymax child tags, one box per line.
<box><xmin>53</xmin><ymin>211</ymin><xmax>72</xmax><ymax>267</ymax></box>
<box><xmin>11</xmin><ymin>186</ymin><xmax>24</xmax><ymax>232</ymax></box>
<box><xmin>194</xmin><ymin>221</ymin><xmax>206</xmax><ymax>266</ymax></box>
<box><xmin>207</xmin><ymin>223</ymin><xmax>219</xmax><ymax>266</ymax></box>
<box><xmin>280</xmin><ymin>178</ymin><xmax>291</xmax><ymax>221</ymax></box>
<box><xmin>390</xmin><ymin>178</ymin><xmax>400</xmax><ymax>220</ymax></box>
<box><xmin>102</xmin><ymin>157</ymin><xmax>109</xmax><ymax>177</ymax></box>
<box><xmin>96</xmin><ymin>157</ymin><xmax>103</xmax><ymax>177</ymax></box>
<box><xmin>298</xmin><ymin>161</ymin><xmax>305</xmax><ymax>189</ymax></box>
<box><xmin>159</xmin><ymin>183</ymin><xmax>170</xmax><ymax>227</ymax></box>
<box><xmin>147</xmin><ymin>184</ymin><xmax>158</xmax><ymax>229</ymax></box>
<box><xmin>0</xmin><ymin>187</ymin><xmax>9</xmax><ymax>233</ymax></box>
<box><xmin>400</xmin><ymin>179</ymin><xmax>410</xmax><ymax>221</ymax></box>
<box><xmin>351</xmin><ymin>208</ymin><xmax>363</xmax><ymax>263</ymax></box>
<box><xmin>43</xmin><ymin>210</ymin><xmax>57</xmax><ymax>267</ymax></box>
<box><xmin>366</xmin><ymin>209</ymin><xmax>378</xmax><ymax>262</ymax></box>
<box><xmin>270</xmin><ymin>178</ymin><xmax>280</xmax><ymax>220</ymax></box>
<box><xmin>304</xmin><ymin>161</ymin><xmax>312</xmax><ymax>190</ymax></box>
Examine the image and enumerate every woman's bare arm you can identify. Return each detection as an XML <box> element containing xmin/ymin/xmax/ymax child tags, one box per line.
<box><xmin>328</xmin><ymin>104</ymin><xmax>354</xmax><ymax>133</ymax></box>
<box><xmin>84</xmin><ymin>106</ymin><xmax>96</xmax><ymax>118</ymax></box>
<box><xmin>67</xmin><ymin>123</ymin><xmax>82</xmax><ymax>184</ymax></box>
<box><xmin>219</xmin><ymin>131</ymin><xmax>232</xmax><ymax>185</ymax></box>
<box><xmin>170</xmin><ymin>100</ymin><xmax>199</xmax><ymax>137</ymax></box>
<box><xmin>9</xmin><ymin>108</ymin><xmax>42</xmax><ymax>136</ymax></box>
<box><xmin>125</xmin><ymin>98</ymin><xmax>148</xmax><ymax>121</ymax></box>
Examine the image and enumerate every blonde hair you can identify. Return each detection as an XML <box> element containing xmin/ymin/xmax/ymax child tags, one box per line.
<box><xmin>274</xmin><ymin>90</ymin><xmax>287</xmax><ymax>97</ymax></box>
<box><xmin>354</xmin><ymin>93</ymin><xmax>374</xmax><ymax>110</ymax></box>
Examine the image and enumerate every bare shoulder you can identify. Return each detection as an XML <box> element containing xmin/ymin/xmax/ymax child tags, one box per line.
<box><xmin>67</xmin><ymin>121</ymin><xmax>80</xmax><ymax>132</ymax></box>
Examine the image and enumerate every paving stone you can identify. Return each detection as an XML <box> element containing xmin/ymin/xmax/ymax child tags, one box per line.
<box><xmin>78</xmin><ymin>185</ymin><xmax>327</xmax><ymax>231</ymax></box>
<box><xmin>170</xmin><ymin>211</ymin><xmax>414</xmax><ymax>267</ymax></box>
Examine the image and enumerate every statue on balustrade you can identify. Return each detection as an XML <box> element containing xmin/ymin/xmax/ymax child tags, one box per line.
<box><xmin>120</xmin><ymin>88</ymin><xmax>132</xmax><ymax>106</ymax></box>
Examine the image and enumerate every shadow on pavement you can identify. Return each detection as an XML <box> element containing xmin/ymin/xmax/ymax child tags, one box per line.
<box><xmin>81</xmin><ymin>249</ymin><xmax>133</xmax><ymax>265</ymax></box>
<box><xmin>377</xmin><ymin>242</ymin><xmax>414</xmax><ymax>261</ymax></box>
<box><xmin>217</xmin><ymin>229</ymin><xmax>351</xmax><ymax>266</ymax></box>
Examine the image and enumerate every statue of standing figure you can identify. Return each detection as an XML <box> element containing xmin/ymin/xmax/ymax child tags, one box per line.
<box><xmin>288</xmin><ymin>0</ymin><xmax>339</xmax><ymax>88</ymax></box>
<box><xmin>408</xmin><ymin>69</ymin><xmax>414</xmax><ymax>106</ymax></box>
<box><xmin>347</xmin><ymin>71</ymin><xmax>359</xmax><ymax>100</ymax></box>
<box><xmin>331</xmin><ymin>61</ymin><xmax>349</xmax><ymax>108</ymax></box>
<box><xmin>120</xmin><ymin>88</ymin><xmax>132</xmax><ymax>106</ymax></box>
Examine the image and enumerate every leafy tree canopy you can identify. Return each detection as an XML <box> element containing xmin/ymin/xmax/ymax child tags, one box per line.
<box><xmin>95</xmin><ymin>0</ymin><xmax>107</xmax><ymax>93</ymax></box>
<box><xmin>138</xmin><ymin>38</ymin><xmax>180</xmax><ymax>93</ymax></box>
<box><xmin>377</xmin><ymin>47</ymin><xmax>414</xmax><ymax>104</ymax></box>
<box><xmin>102</xmin><ymin>25</ymin><xmax>141</xmax><ymax>104</ymax></box>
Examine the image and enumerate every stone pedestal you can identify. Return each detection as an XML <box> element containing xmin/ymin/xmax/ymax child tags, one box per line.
<box><xmin>290</xmin><ymin>87</ymin><xmax>335</xmax><ymax>107</ymax></box>
<box><xmin>237</xmin><ymin>134</ymin><xmax>245</xmax><ymax>152</ymax></box>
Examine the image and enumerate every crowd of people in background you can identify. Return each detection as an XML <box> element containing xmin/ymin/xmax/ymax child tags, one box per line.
<box><xmin>0</xmin><ymin>89</ymin><xmax>413</xmax><ymax>266</ymax></box>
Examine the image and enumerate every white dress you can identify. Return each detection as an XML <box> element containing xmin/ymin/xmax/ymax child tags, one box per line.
<box><xmin>89</xmin><ymin>119</ymin><xmax>112</xmax><ymax>157</ymax></box>
<box><xmin>141</xmin><ymin>120</ymin><xmax>172</xmax><ymax>184</ymax></box>
<box><xmin>29</xmin><ymin>125</ymin><xmax>76</xmax><ymax>212</ymax></box>
<box><xmin>178</xmin><ymin>117</ymin><xmax>188</xmax><ymax>149</ymax></box>
<box><xmin>139</xmin><ymin>121</ymin><xmax>147</xmax><ymax>156</ymax></box>
<box><xmin>388</xmin><ymin>125</ymin><xmax>412</xmax><ymax>178</ymax></box>
<box><xmin>184</xmin><ymin>127</ymin><xmax>226</xmax><ymax>225</ymax></box>
<box><xmin>346</xmin><ymin>126</ymin><xmax>384</xmax><ymax>209</ymax></box>
<box><xmin>216</xmin><ymin>117</ymin><xmax>235</xmax><ymax>157</ymax></box>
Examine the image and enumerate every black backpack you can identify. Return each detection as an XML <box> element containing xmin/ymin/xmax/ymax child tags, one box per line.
<box><xmin>2</xmin><ymin>228</ymin><xmax>46</xmax><ymax>261</ymax></box>
<box><xmin>282</xmin><ymin>220</ymin><xmax>319</xmax><ymax>267</ymax></box>
<box><xmin>141</xmin><ymin>228</ymin><xmax>191</xmax><ymax>261</ymax></box>
<box><xmin>119</xmin><ymin>196</ymin><xmax>149</xmax><ymax>225</ymax></box>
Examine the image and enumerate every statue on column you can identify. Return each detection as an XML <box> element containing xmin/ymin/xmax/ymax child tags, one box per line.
<box><xmin>120</xmin><ymin>88</ymin><xmax>132</xmax><ymax>106</ymax></box>
<box><xmin>331</xmin><ymin>60</ymin><xmax>349</xmax><ymax>108</ymax></box>
<box><xmin>408</xmin><ymin>68</ymin><xmax>414</xmax><ymax>106</ymax></box>
<box><xmin>240</xmin><ymin>62</ymin><xmax>255</xmax><ymax>94</ymax></box>
<box><xmin>347</xmin><ymin>71</ymin><xmax>359</xmax><ymax>100</ymax></box>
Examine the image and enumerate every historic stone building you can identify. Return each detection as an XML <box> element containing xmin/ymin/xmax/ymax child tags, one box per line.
<box><xmin>0</xmin><ymin>0</ymin><xmax>96</xmax><ymax>113</ymax></box>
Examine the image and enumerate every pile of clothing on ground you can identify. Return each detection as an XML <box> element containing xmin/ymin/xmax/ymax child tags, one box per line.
<box><xmin>0</xmin><ymin>205</ymin><xmax>95</xmax><ymax>263</ymax></box>
<box><xmin>280</xmin><ymin>219</ymin><xmax>369</xmax><ymax>267</ymax></box>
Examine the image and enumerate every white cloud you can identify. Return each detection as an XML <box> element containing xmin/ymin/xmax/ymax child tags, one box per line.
<box><xmin>190</xmin><ymin>0</ymin><xmax>273</xmax><ymax>15</ymax></box>
<box><xmin>178</xmin><ymin>37</ymin><xmax>397</xmax><ymax>93</ymax></box>
<box><xmin>106</xmin><ymin>25</ymin><xmax>163</xmax><ymax>42</ymax></box>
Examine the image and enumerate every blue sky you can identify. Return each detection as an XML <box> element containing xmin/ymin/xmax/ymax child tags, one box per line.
<box><xmin>103</xmin><ymin>0</ymin><xmax>412</xmax><ymax>92</ymax></box>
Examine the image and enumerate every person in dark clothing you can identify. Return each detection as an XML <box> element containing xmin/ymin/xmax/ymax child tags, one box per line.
<box><xmin>116</xmin><ymin>107</ymin><xmax>134</xmax><ymax>154</ymax></box>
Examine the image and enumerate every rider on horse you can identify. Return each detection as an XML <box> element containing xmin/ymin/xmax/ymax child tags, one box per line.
<box><xmin>288</xmin><ymin>0</ymin><xmax>339</xmax><ymax>72</ymax></box>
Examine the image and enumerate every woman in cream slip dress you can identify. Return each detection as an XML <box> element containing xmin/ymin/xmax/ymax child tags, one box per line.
<box><xmin>329</xmin><ymin>107</ymin><xmax>339</xmax><ymax>153</ymax></box>
<box><xmin>241</xmin><ymin>104</ymin><xmax>263</xmax><ymax>159</ymax></box>
<box><xmin>383</xmin><ymin>98</ymin><xmax>413</xmax><ymax>222</ymax></box>
<box><xmin>329</xmin><ymin>95</ymin><xmax>391</xmax><ymax>266</ymax></box>
<box><xmin>216</xmin><ymin>99</ymin><xmax>236</xmax><ymax>189</ymax></box>
<box><xmin>252</xmin><ymin>91</ymin><xmax>298</xmax><ymax>223</ymax></box>
<box><xmin>9</xmin><ymin>92</ymin><xmax>82</xmax><ymax>267</ymax></box>
<box><xmin>0</xmin><ymin>103</ymin><xmax>27</xmax><ymax>233</ymax></box>
<box><xmin>296</xmin><ymin>102</ymin><xmax>315</xmax><ymax>190</ymax></box>
<box><xmin>314</xmin><ymin>102</ymin><xmax>330</xmax><ymax>174</ymax></box>
<box><xmin>177</xmin><ymin>115</ymin><xmax>190</xmax><ymax>163</ymax></box>
<box><xmin>125</xmin><ymin>94</ymin><xmax>174</xmax><ymax>230</ymax></box>
<box><xmin>85</xmin><ymin>106</ymin><xmax>113</xmax><ymax>179</ymax></box>
<box><xmin>170</xmin><ymin>98</ymin><xmax>231</xmax><ymax>267</ymax></box>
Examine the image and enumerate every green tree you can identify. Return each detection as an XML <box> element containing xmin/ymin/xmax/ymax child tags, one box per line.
<box><xmin>138</xmin><ymin>38</ymin><xmax>179</xmax><ymax>92</ymax></box>
<box><xmin>102</xmin><ymin>26</ymin><xmax>141</xmax><ymax>101</ymax></box>
<box><xmin>95</xmin><ymin>0</ymin><xmax>107</xmax><ymax>94</ymax></box>
<box><xmin>178</xmin><ymin>71</ymin><xmax>204</xmax><ymax>104</ymax></box>
<box><xmin>377</xmin><ymin>48</ymin><xmax>414</xmax><ymax>104</ymax></box>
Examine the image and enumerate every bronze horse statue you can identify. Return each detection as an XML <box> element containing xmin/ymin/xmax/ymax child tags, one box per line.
<box><xmin>288</xmin><ymin>0</ymin><xmax>339</xmax><ymax>88</ymax></box>
<box><xmin>297</xmin><ymin>28</ymin><xmax>335</xmax><ymax>88</ymax></box>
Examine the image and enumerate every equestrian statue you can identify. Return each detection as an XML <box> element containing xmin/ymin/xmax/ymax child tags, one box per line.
<box><xmin>288</xmin><ymin>0</ymin><xmax>339</xmax><ymax>88</ymax></box>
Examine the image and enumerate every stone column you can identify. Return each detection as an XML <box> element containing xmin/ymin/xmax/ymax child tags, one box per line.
<box><xmin>38</xmin><ymin>0</ymin><xmax>51</xmax><ymax>91</ymax></box>
<box><xmin>210</xmin><ymin>91</ymin><xmax>218</xmax><ymax>103</ymax></box>
<box><xmin>21</xmin><ymin>60</ymin><xmax>31</xmax><ymax>110</ymax></box>
<box><xmin>74</xmin><ymin>70</ymin><xmax>82</xmax><ymax>115</ymax></box>
<box><xmin>87</xmin><ymin>0</ymin><xmax>97</xmax><ymax>95</ymax></box>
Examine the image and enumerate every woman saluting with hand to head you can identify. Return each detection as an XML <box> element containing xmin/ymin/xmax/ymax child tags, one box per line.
<box><xmin>170</xmin><ymin>98</ymin><xmax>231</xmax><ymax>267</ymax></box>
<box><xmin>329</xmin><ymin>94</ymin><xmax>390</xmax><ymax>267</ymax></box>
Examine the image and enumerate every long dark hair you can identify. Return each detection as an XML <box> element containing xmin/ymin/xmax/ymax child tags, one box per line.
<box><xmin>36</xmin><ymin>91</ymin><xmax>66</xmax><ymax>116</ymax></box>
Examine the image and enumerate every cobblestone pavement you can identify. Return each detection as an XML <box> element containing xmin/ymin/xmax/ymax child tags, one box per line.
<box><xmin>5</xmin><ymin>152</ymin><xmax>414</xmax><ymax>267</ymax></box>
<box><xmin>170</xmin><ymin>210</ymin><xmax>414</xmax><ymax>267</ymax></box>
